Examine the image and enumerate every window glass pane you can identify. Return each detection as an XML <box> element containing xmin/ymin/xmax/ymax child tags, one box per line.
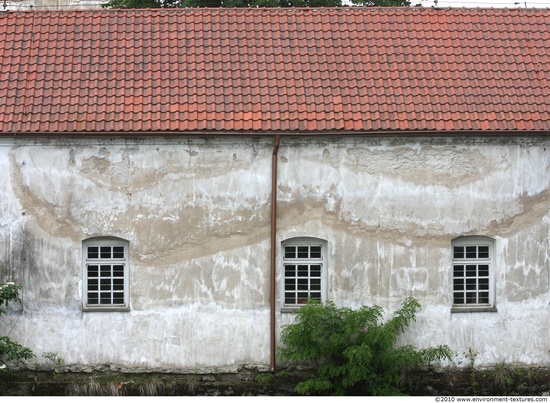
<box><xmin>297</xmin><ymin>279</ymin><xmax>308</xmax><ymax>290</ymax></box>
<box><xmin>453</xmin><ymin>246</ymin><xmax>464</xmax><ymax>259</ymax></box>
<box><xmin>87</xmin><ymin>293</ymin><xmax>99</xmax><ymax>304</ymax></box>
<box><xmin>465</xmin><ymin>292</ymin><xmax>477</xmax><ymax>303</ymax></box>
<box><xmin>284</xmin><ymin>279</ymin><xmax>295</xmax><ymax>290</ymax></box>
<box><xmin>88</xmin><ymin>279</ymin><xmax>98</xmax><ymax>291</ymax></box>
<box><xmin>87</xmin><ymin>247</ymin><xmax>99</xmax><ymax>259</ymax></box>
<box><xmin>87</xmin><ymin>265</ymin><xmax>99</xmax><ymax>277</ymax></box>
<box><xmin>100</xmin><ymin>265</ymin><xmax>112</xmax><ymax>277</ymax></box>
<box><xmin>478</xmin><ymin>278</ymin><xmax>489</xmax><ymax>290</ymax></box>
<box><xmin>113</xmin><ymin>279</ymin><xmax>124</xmax><ymax>291</ymax></box>
<box><xmin>100</xmin><ymin>293</ymin><xmax>112</xmax><ymax>304</ymax></box>
<box><xmin>284</xmin><ymin>246</ymin><xmax>296</xmax><ymax>259</ymax></box>
<box><xmin>310</xmin><ymin>246</ymin><xmax>321</xmax><ymax>259</ymax></box>
<box><xmin>310</xmin><ymin>292</ymin><xmax>321</xmax><ymax>300</ymax></box>
<box><xmin>310</xmin><ymin>265</ymin><xmax>321</xmax><ymax>277</ymax></box>
<box><xmin>285</xmin><ymin>294</ymin><xmax>296</xmax><ymax>304</ymax></box>
<box><xmin>284</xmin><ymin>264</ymin><xmax>296</xmax><ymax>277</ymax></box>
<box><xmin>453</xmin><ymin>265</ymin><xmax>464</xmax><ymax>277</ymax></box>
<box><xmin>479</xmin><ymin>292</ymin><xmax>489</xmax><ymax>304</ymax></box>
<box><xmin>113</xmin><ymin>246</ymin><xmax>124</xmax><ymax>259</ymax></box>
<box><xmin>478</xmin><ymin>246</ymin><xmax>489</xmax><ymax>258</ymax></box>
<box><xmin>297</xmin><ymin>292</ymin><xmax>309</xmax><ymax>300</ymax></box>
<box><xmin>465</xmin><ymin>265</ymin><xmax>477</xmax><ymax>277</ymax></box>
<box><xmin>113</xmin><ymin>293</ymin><xmax>124</xmax><ymax>304</ymax></box>
<box><xmin>297</xmin><ymin>265</ymin><xmax>309</xmax><ymax>277</ymax></box>
<box><xmin>100</xmin><ymin>279</ymin><xmax>112</xmax><ymax>290</ymax></box>
<box><xmin>100</xmin><ymin>246</ymin><xmax>112</xmax><ymax>259</ymax></box>
<box><xmin>453</xmin><ymin>293</ymin><xmax>464</xmax><ymax>304</ymax></box>
<box><xmin>113</xmin><ymin>265</ymin><xmax>124</xmax><ymax>277</ymax></box>
<box><xmin>297</xmin><ymin>246</ymin><xmax>309</xmax><ymax>258</ymax></box>
<box><xmin>466</xmin><ymin>246</ymin><xmax>477</xmax><ymax>258</ymax></box>
<box><xmin>478</xmin><ymin>265</ymin><xmax>489</xmax><ymax>277</ymax></box>
<box><xmin>453</xmin><ymin>278</ymin><xmax>464</xmax><ymax>290</ymax></box>
<box><xmin>310</xmin><ymin>279</ymin><xmax>321</xmax><ymax>291</ymax></box>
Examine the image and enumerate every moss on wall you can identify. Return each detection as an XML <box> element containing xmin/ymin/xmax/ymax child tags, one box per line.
<box><xmin>2</xmin><ymin>367</ymin><xmax>550</xmax><ymax>396</ymax></box>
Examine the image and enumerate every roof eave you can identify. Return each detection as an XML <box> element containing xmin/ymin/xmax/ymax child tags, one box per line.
<box><xmin>2</xmin><ymin>130</ymin><xmax>550</xmax><ymax>138</ymax></box>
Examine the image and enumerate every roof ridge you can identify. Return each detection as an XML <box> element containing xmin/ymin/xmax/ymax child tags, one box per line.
<box><xmin>1</xmin><ymin>6</ymin><xmax>548</xmax><ymax>16</ymax></box>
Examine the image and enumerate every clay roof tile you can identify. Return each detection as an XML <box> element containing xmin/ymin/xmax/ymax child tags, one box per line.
<box><xmin>0</xmin><ymin>7</ymin><xmax>549</xmax><ymax>135</ymax></box>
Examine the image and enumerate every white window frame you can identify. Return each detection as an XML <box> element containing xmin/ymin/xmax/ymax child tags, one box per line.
<box><xmin>451</xmin><ymin>236</ymin><xmax>496</xmax><ymax>313</ymax></box>
<box><xmin>82</xmin><ymin>237</ymin><xmax>130</xmax><ymax>312</ymax></box>
<box><xmin>281</xmin><ymin>237</ymin><xmax>327</xmax><ymax>312</ymax></box>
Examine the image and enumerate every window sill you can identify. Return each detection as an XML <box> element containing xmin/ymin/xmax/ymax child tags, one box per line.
<box><xmin>83</xmin><ymin>306</ymin><xmax>130</xmax><ymax>312</ymax></box>
<box><xmin>451</xmin><ymin>306</ymin><xmax>497</xmax><ymax>313</ymax></box>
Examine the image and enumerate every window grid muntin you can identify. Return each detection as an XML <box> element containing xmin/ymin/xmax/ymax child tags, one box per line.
<box><xmin>86</xmin><ymin>263</ymin><xmax>125</xmax><ymax>305</ymax></box>
<box><xmin>283</xmin><ymin>244</ymin><xmax>323</xmax><ymax>305</ymax></box>
<box><xmin>87</xmin><ymin>245</ymin><xmax>125</xmax><ymax>261</ymax></box>
<box><xmin>452</xmin><ymin>242</ymin><xmax>491</xmax><ymax>306</ymax></box>
<box><xmin>84</xmin><ymin>240</ymin><xmax>128</xmax><ymax>309</ymax></box>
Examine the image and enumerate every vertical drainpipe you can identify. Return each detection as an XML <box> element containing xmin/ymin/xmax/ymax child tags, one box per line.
<box><xmin>270</xmin><ymin>134</ymin><xmax>281</xmax><ymax>373</ymax></box>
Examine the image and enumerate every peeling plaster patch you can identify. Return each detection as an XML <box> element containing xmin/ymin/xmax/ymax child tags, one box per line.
<box><xmin>134</xmin><ymin>241</ymin><xmax>269</xmax><ymax>310</ymax></box>
<box><xmin>278</xmin><ymin>138</ymin><xmax>550</xmax><ymax>242</ymax></box>
<box><xmin>448</xmin><ymin>299</ymin><xmax>550</xmax><ymax>367</ymax></box>
<box><xmin>393</xmin><ymin>266</ymin><xmax>430</xmax><ymax>293</ymax></box>
<box><xmin>12</xmin><ymin>306</ymin><xmax>270</xmax><ymax>370</ymax></box>
<box><xmin>482</xmin><ymin>190</ymin><xmax>550</xmax><ymax>238</ymax></box>
<box><xmin>345</xmin><ymin>145</ymin><xmax>490</xmax><ymax>187</ymax></box>
<box><xmin>278</xmin><ymin>184</ymin><xmax>291</xmax><ymax>194</ymax></box>
<box><xmin>502</xmin><ymin>228</ymin><xmax>550</xmax><ymax>302</ymax></box>
<box><xmin>9</xmin><ymin>140</ymin><xmax>273</xmax><ymax>260</ymax></box>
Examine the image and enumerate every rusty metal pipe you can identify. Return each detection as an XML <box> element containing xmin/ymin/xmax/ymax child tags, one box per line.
<box><xmin>270</xmin><ymin>134</ymin><xmax>281</xmax><ymax>373</ymax></box>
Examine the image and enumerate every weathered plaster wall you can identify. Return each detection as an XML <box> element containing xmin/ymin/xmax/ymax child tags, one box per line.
<box><xmin>0</xmin><ymin>135</ymin><xmax>549</xmax><ymax>371</ymax></box>
<box><xmin>2</xmin><ymin>0</ymin><xmax>101</xmax><ymax>11</ymax></box>
<box><xmin>1</xmin><ymin>137</ymin><xmax>273</xmax><ymax>372</ymax></box>
<box><xmin>275</xmin><ymin>136</ymin><xmax>550</xmax><ymax>368</ymax></box>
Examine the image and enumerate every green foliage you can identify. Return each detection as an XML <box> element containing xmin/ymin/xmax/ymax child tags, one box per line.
<box><xmin>255</xmin><ymin>373</ymin><xmax>274</xmax><ymax>392</ymax></box>
<box><xmin>103</xmin><ymin>0</ymin><xmax>408</xmax><ymax>9</ymax></box>
<box><xmin>0</xmin><ymin>282</ymin><xmax>22</xmax><ymax>315</ymax></box>
<box><xmin>350</xmin><ymin>0</ymin><xmax>409</xmax><ymax>6</ymax></box>
<box><xmin>43</xmin><ymin>351</ymin><xmax>65</xmax><ymax>379</ymax></box>
<box><xmin>0</xmin><ymin>336</ymin><xmax>35</xmax><ymax>371</ymax></box>
<box><xmin>464</xmin><ymin>347</ymin><xmax>478</xmax><ymax>394</ymax></box>
<box><xmin>277</xmin><ymin>369</ymin><xmax>292</xmax><ymax>377</ymax></box>
<box><xmin>492</xmin><ymin>361</ymin><xmax>514</xmax><ymax>394</ymax></box>
<box><xmin>178</xmin><ymin>0</ymin><xmax>343</xmax><ymax>6</ymax></box>
<box><xmin>102</xmin><ymin>0</ymin><xmax>180</xmax><ymax>8</ymax></box>
<box><xmin>0</xmin><ymin>282</ymin><xmax>34</xmax><ymax>372</ymax></box>
<box><xmin>278</xmin><ymin>297</ymin><xmax>452</xmax><ymax>395</ymax></box>
<box><xmin>43</xmin><ymin>351</ymin><xmax>64</xmax><ymax>367</ymax></box>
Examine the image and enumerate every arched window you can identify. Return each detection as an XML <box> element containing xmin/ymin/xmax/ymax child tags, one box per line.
<box><xmin>82</xmin><ymin>237</ymin><xmax>130</xmax><ymax>311</ymax></box>
<box><xmin>282</xmin><ymin>237</ymin><xmax>327</xmax><ymax>309</ymax></box>
<box><xmin>451</xmin><ymin>236</ymin><xmax>496</xmax><ymax>312</ymax></box>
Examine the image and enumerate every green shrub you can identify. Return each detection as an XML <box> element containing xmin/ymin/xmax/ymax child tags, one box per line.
<box><xmin>0</xmin><ymin>282</ymin><xmax>34</xmax><ymax>371</ymax></box>
<box><xmin>254</xmin><ymin>374</ymin><xmax>273</xmax><ymax>392</ymax></box>
<box><xmin>278</xmin><ymin>297</ymin><xmax>452</xmax><ymax>395</ymax></box>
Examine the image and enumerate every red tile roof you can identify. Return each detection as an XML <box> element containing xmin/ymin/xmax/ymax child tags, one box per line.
<box><xmin>0</xmin><ymin>7</ymin><xmax>549</xmax><ymax>135</ymax></box>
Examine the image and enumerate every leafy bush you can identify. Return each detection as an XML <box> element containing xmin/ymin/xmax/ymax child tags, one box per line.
<box><xmin>0</xmin><ymin>282</ymin><xmax>34</xmax><ymax>371</ymax></box>
<box><xmin>278</xmin><ymin>297</ymin><xmax>452</xmax><ymax>395</ymax></box>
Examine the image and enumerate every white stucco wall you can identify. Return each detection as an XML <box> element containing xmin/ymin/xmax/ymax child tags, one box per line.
<box><xmin>0</xmin><ymin>135</ymin><xmax>549</xmax><ymax>372</ymax></box>
<box><xmin>2</xmin><ymin>0</ymin><xmax>101</xmax><ymax>11</ymax></box>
